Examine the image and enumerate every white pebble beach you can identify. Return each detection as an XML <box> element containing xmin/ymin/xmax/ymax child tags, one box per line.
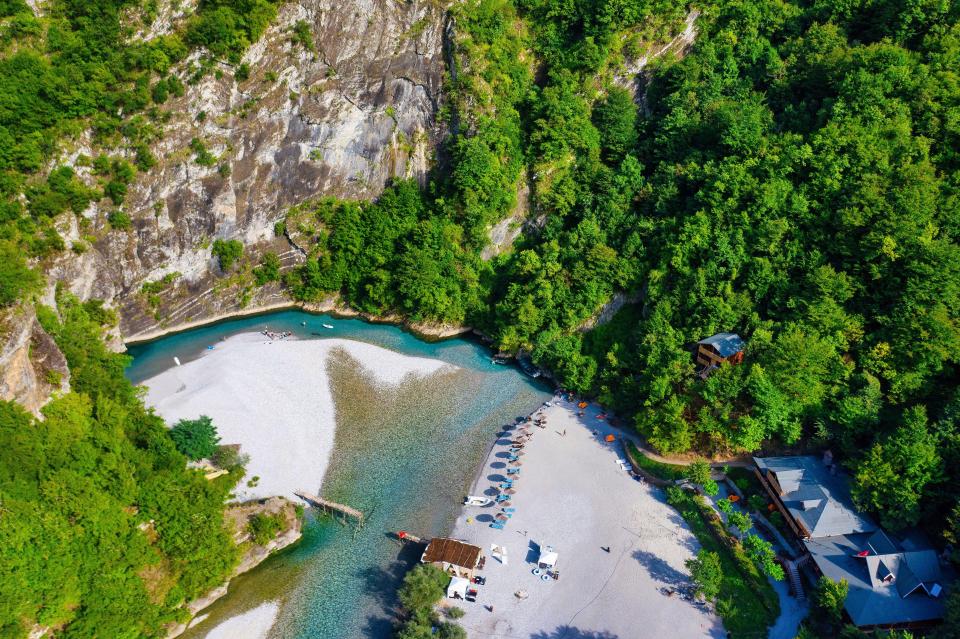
<box><xmin>448</xmin><ymin>400</ymin><xmax>726</xmax><ymax>639</ymax></box>
<box><xmin>140</xmin><ymin>333</ymin><xmax>453</xmax><ymax>501</ymax></box>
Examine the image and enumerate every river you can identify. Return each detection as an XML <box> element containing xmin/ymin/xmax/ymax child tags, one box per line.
<box><xmin>125</xmin><ymin>310</ymin><xmax>552</xmax><ymax>639</ymax></box>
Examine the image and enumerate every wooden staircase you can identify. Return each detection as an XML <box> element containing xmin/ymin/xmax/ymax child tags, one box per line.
<box><xmin>784</xmin><ymin>558</ymin><xmax>805</xmax><ymax>601</ymax></box>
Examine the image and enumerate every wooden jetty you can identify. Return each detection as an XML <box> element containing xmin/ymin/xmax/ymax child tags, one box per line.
<box><xmin>295</xmin><ymin>491</ymin><xmax>364</xmax><ymax>525</ymax></box>
<box><xmin>395</xmin><ymin>530</ymin><xmax>425</xmax><ymax>544</ymax></box>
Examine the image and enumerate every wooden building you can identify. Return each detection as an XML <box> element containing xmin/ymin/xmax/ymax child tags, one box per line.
<box><xmin>421</xmin><ymin>538</ymin><xmax>483</xmax><ymax>579</ymax></box>
<box><xmin>695</xmin><ymin>333</ymin><xmax>745</xmax><ymax>371</ymax></box>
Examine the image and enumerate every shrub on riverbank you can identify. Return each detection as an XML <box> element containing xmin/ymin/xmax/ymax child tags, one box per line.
<box><xmin>624</xmin><ymin>441</ymin><xmax>686</xmax><ymax>481</ymax></box>
<box><xmin>248</xmin><ymin>512</ymin><xmax>285</xmax><ymax>545</ymax></box>
<box><xmin>665</xmin><ymin>487</ymin><xmax>780</xmax><ymax>636</ymax></box>
<box><xmin>393</xmin><ymin>564</ymin><xmax>465</xmax><ymax>639</ymax></box>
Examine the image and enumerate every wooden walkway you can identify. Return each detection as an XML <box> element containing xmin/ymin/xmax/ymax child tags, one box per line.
<box><xmin>295</xmin><ymin>491</ymin><xmax>364</xmax><ymax>525</ymax></box>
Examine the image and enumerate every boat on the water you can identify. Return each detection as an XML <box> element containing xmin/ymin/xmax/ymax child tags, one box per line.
<box><xmin>463</xmin><ymin>495</ymin><xmax>493</xmax><ymax>507</ymax></box>
<box><xmin>322</xmin><ymin>323</ymin><xmax>334</xmax><ymax>329</ymax></box>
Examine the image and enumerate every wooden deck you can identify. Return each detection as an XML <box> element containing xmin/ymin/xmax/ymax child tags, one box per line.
<box><xmin>295</xmin><ymin>491</ymin><xmax>364</xmax><ymax>525</ymax></box>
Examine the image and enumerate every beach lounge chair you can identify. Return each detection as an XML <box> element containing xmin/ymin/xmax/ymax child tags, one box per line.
<box><xmin>500</xmin><ymin>482</ymin><xmax>513</xmax><ymax>490</ymax></box>
<box><xmin>496</xmin><ymin>494</ymin><xmax>510</xmax><ymax>502</ymax></box>
<box><xmin>507</xmin><ymin>468</ymin><xmax>520</xmax><ymax>475</ymax></box>
<box><xmin>490</xmin><ymin>522</ymin><xmax>505</xmax><ymax>530</ymax></box>
<box><xmin>503</xmin><ymin>507</ymin><xmax>516</xmax><ymax>513</ymax></box>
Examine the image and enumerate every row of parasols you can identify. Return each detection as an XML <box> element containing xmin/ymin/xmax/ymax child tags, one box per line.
<box><xmin>492</xmin><ymin>415</ymin><xmax>544</xmax><ymax>510</ymax></box>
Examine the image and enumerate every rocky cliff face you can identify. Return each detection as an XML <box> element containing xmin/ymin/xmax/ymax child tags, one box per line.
<box><xmin>0</xmin><ymin>307</ymin><xmax>70</xmax><ymax>415</ymax></box>
<box><xmin>47</xmin><ymin>0</ymin><xmax>448</xmax><ymax>341</ymax></box>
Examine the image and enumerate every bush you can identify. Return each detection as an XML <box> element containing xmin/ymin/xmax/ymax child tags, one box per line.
<box><xmin>235</xmin><ymin>63</ymin><xmax>250</xmax><ymax>82</ymax></box>
<box><xmin>253</xmin><ymin>252</ymin><xmax>281</xmax><ymax>285</ymax></box>
<box><xmin>0</xmin><ymin>241</ymin><xmax>40</xmax><ymax>306</ymax></box>
<box><xmin>170</xmin><ymin>415</ymin><xmax>220</xmax><ymax>460</ymax></box>
<box><xmin>397</xmin><ymin>564</ymin><xmax>449</xmax><ymax>612</ymax></box>
<box><xmin>190</xmin><ymin>137</ymin><xmax>217</xmax><ymax>167</ymax></box>
<box><xmin>686</xmin><ymin>550</ymin><xmax>723</xmax><ymax>601</ymax></box>
<box><xmin>107</xmin><ymin>210</ymin><xmax>132</xmax><ymax>230</ymax></box>
<box><xmin>211</xmin><ymin>444</ymin><xmax>249</xmax><ymax>472</ymax></box>
<box><xmin>248</xmin><ymin>512</ymin><xmax>284</xmax><ymax>545</ymax></box>
<box><xmin>446</xmin><ymin>606</ymin><xmax>464</xmax><ymax>619</ymax></box>
<box><xmin>212</xmin><ymin>238</ymin><xmax>243</xmax><ymax>271</ymax></box>
<box><xmin>104</xmin><ymin>180</ymin><xmax>127</xmax><ymax>205</ymax></box>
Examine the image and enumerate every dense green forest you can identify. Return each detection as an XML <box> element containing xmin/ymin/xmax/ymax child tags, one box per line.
<box><xmin>0</xmin><ymin>290</ymin><xmax>240</xmax><ymax>638</ymax></box>
<box><xmin>284</xmin><ymin>0</ymin><xmax>960</xmax><ymax>555</ymax></box>
<box><xmin>3</xmin><ymin>0</ymin><xmax>960</xmax><ymax>635</ymax></box>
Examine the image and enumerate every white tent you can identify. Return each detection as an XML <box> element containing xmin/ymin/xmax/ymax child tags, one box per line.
<box><xmin>447</xmin><ymin>576</ymin><xmax>469</xmax><ymax>599</ymax></box>
<box><xmin>538</xmin><ymin>545</ymin><xmax>558</xmax><ymax>569</ymax></box>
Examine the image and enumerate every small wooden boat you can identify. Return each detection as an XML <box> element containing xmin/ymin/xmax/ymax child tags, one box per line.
<box><xmin>463</xmin><ymin>495</ymin><xmax>493</xmax><ymax>507</ymax></box>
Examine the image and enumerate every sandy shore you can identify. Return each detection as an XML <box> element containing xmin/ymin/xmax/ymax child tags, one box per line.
<box><xmin>141</xmin><ymin>333</ymin><xmax>452</xmax><ymax>500</ymax></box>
<box><xmin>198</xmin><ymin>601</ymin><xmax>279</xmax><ymax>639</ymax></box>
<box><xmin>448</xmin><ymin>400</ymin><xmax>725</xmax><ymax>638</ymax></box>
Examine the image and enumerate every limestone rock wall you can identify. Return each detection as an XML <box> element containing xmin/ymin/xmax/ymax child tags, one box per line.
<box><xmin>45</xmin><ymin>0</ymin><xmax>448</xmax><ymax>340</ymax></box>
<box><xmin>0</xmin><ymin>306</ymin><xmax>70</xmax><ymax>415</ymax></box>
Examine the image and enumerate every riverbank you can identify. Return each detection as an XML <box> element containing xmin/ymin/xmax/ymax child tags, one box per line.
<box><xmin>140</xmin><ymin>332</ymin><xmax>454</xmax><ymax>501</ymax></box>
<box><xmin>128</xmin><ymin>314</ymin><xmax>552</xmax><ymax>639</ymax></box>
<box><xmin>124</xmin><ymin>297</ymin><xmax>472</xmax><ymax>346</ymax></box>
<box><xmin>166</xmin><ymin>497</ymin><xmax>303</xmax><ymax>639</ymax></box>
<box><xmin>445</xmin><ymin>399</ymin><xmax>724</xmax><ymax>638</ymax></box>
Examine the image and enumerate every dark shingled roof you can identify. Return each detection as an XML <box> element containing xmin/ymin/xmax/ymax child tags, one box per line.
<box><xmin>754</xmin><ymin>456</ymin><xmax>876</xmax><ymax>538</ymax></box>
<box><xmin>697</xmin><ymin>333</ymin><xmax>745</xmax><ymax>358</ymax></box>
<box><xmin>804</xmin><ymin>533</ymin><xmax>951</xmax><ymax>627</ymax></box>
<box><xmin>421</xmin><ymin>538</ymin><xmax>481</xmax><ymax>570</ymax></box>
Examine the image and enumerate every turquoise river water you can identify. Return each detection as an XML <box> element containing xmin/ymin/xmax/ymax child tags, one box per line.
<box><xmin>125</xmin><ymin>310</ymin><xmax>552</xmax><ymax>639</ymax></box>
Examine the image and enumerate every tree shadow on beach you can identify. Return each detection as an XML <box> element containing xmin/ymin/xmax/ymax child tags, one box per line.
<box><xmin>632</xmin><ymin>549</ymin><xmax>689</xmax><ymax>587</ymax></box>
<box><xmin>530</xmin><ymin>627</ymin><xmax>619</xmax><ymax>639</ymax></box>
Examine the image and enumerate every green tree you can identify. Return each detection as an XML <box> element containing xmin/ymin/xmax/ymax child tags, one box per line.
<box><xmin>727</xmin><ymin>510</ymin><xmax>752</xmax><ymax>538</ymax></box>
<box><xmin>170</xmin><ymin>415</ymin><xmax>221</xmax><ymax>460</ymax></box>
<box><xmin>686</xmin><ymin>549</ymin><xmax>722</xmax><ymax>601</ymax></box>
<box><xmin>742</xmin><ymin>533</ymin><xmax>784</xmax><ymax>580</ymax></box>
<box><xmin>247</xmin><ymin>512</ymin><xmax>284</xmax><ymax>545</ymax></box>
<box><xmin>0</xmin><ymin>241</ymin><xmax>40</xmax><ymax>306</ymax></box>
<box><xmin>397</xmin><ymin>564</ymin><xmax>449</xmax><ymax>612</ymax></box>
<box><xmin>212</xmin><ymin>239</ymin><xmax>244</xmax><ymax>272</ymax></box>
<box><xmin>592</xmin><ymin>86</ymin><xmax>637</xmax><ymax>161</ymax></box>
<box><xmin>851</xmin><ymin>407</ymin><xmax>942</xmax><ymax>530</ymax></box>
<box><xmin>812</xmin><ymin>576</ymin><xmax>848</xmax><ymax>627</ymax></box>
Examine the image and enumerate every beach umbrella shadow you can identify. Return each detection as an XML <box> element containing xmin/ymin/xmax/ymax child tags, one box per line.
<box><xmin>488</xmin><ymin>473</ymin><xmax>506</xmax><ymax>482</ymax></box>
<box><xmin>476</xmin><ymin>514</ymin><xmax>495</xmax><ymax>523</ymax></box>
<box><xmin>495</xmin><ymin>451</ymin><xmax>512</xmax><ymax>459</ymax></box>
<box><xmin>490</xmin><ymin>461</ymin><xmax>506</xmax><ymax>469</ymax></box>
<box><xmin>483</xmin><ymin>486</ymin><xmax>500</xmax><ymax>497</ymax></box>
